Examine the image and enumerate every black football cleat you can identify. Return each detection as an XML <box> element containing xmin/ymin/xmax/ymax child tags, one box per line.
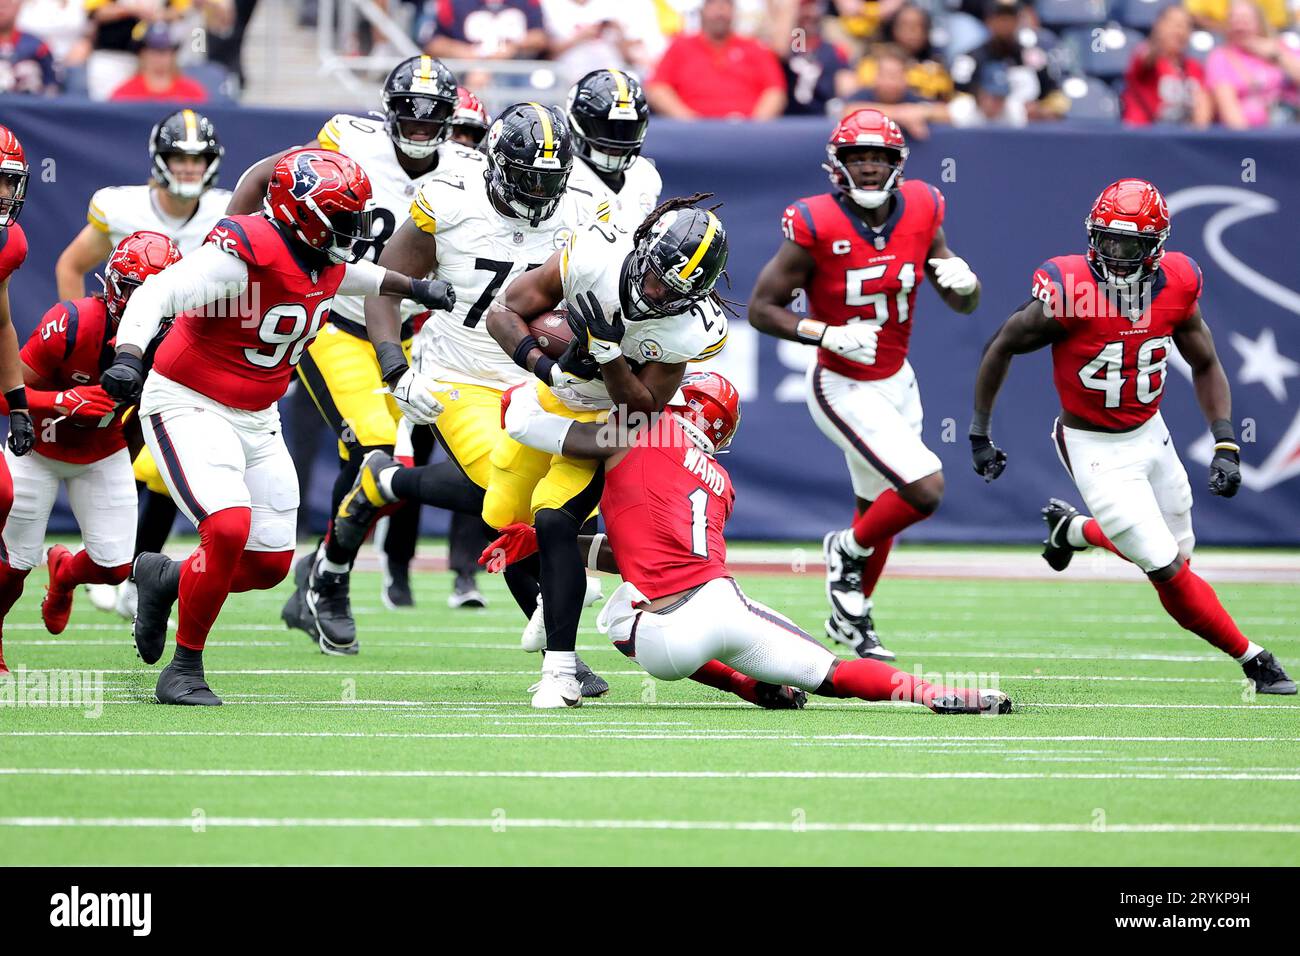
<box><xmin>823</xmin><ymin>529</ymin><xmax>870</xmax><ymax>620</ymax></box>
<box><xmin>1041</xmin><ymin>498</ymin><xmax>1084</xmax><ymax>572</ymax></box>
<box><xmin>155</xmin><ymin>647</ymin><xmax>221</xmax><ymax>706</ymax></box>
<box><xmin>381</xmin><ymin>556</ymin><xmax>415</xmax><ymax>609</ymax></box>
<box><xmin>131</xmin><ymin>552</ymin><xmax>181</xmax><ymax>666</ymax></box>
<box><xmin>306</xmin><ymin>568</ymin><xmax>358</xmax><ymax>655</ymax></box>
<box><xmin>575</xmin><ymin>654</ymin><xmax>609</xmax><ymax>698</ymax></box>
<box><xmin>755</xmin><ymin>682</ymin><xmax>807</xmax><ymax>710</ymax></box>
<box><xmin>1243</xmin><ymin>651</ymin><xmax>1297</xmax><ymax>695</ymax></box>
<box><xmin>281</xmin><ymin>552</ymin><xmax>317</xmax><ymax>639</ymax></box>
<box><xmin>930</xmin><ymin>688</ymin><xmax>1012</xmax><ymax>715</ymax></box>
<box><xmin>332</xmin><ymin>450</ymin><xmax>397</xmax><ymax>554</ymax></box>
<box><xmin>825</xmin><ymin>606</ymin><xmax>896</xmax><ymax>661</ymax></box>
<box><xmin>447</xmin><ymin>571</ymin><xmax>485</xmax><ymax>609</ymax></box>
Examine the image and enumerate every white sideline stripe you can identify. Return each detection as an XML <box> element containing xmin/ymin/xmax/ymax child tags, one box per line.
<box><xmin>2</xmin><ymin>816</ymin><xmax>1298</xmax><ymax>834</ymax></box>
<box><xmin>4</xmin><ymin>767</ymin><xmax>1300</xmax><ymax>782</ymax></box>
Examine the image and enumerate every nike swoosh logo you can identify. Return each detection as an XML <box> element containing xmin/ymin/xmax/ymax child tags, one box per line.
<box><xmin>1163</xmin><ymin>435</ymin><xmax>1171</xmax><ymax>445</ymax></box>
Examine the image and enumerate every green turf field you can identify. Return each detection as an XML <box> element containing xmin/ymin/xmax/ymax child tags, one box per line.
<box><xmin>2</xmin><ymin>545</ymin><xmax>1298</xmax><ymax>866</ymax></box>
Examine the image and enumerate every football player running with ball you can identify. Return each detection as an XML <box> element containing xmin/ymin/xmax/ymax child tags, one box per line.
<box><xmin>749</xmin><ymin>109</ymin><xmax>980</xmax><ymax>661</ymax></box>
<box><xmin>485</xmin><ymin>372</ymin><xmax>1010</xmax><ymax>715</ymax></box>
<box><xmin>971</xmin><ymin>178</ymin><xmax>1294</xmax><ymax>696</ymax></box>
<box><xmin>100</xmin><ymin>150</ymin><xmax>455</xmax><ymax>705</ymax></box>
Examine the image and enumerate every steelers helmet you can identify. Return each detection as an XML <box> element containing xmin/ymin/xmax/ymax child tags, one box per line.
<box><xmin>485</xmin><ymin>103</ymin><xmax>574</xmax><ymax>227</ymax></box>
<box><xmin>381</xmin><ymin>55</ymin><xmax>458</xmax><ymax>159</ymax></box>
<box><xmin>149</xmin><ymin>109</ymin><xmax>223</xmax><ymax>200</ymax></box>
<box><xmin>622</xmin><ymin>205</ymin><xmax>728</xmax><ymax>319</ymax></box>
<box><xmin>566</xmin><ymin>69</ymin><xmax>649</xmax><ymax>174</ymax></box>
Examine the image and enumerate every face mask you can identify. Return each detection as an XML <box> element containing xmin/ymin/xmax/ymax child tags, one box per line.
<box><xmin>585</xmin><ymin>145</ymin><xmax>632</xmax><ymax>173</ymax></box>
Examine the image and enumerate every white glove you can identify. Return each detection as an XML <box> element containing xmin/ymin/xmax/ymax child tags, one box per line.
<box><xmin>503</xmin><ymin>384</ymin><xmax>574</xmax><ymax>454</ymax></box>
<box><xmin>820</xmin><ymin>323</ymin><xmax>880</xmax><ymax>365</ymax></box>
<box><xmin>389</xmin><ymin>367</ymin><xmax>444</xmax><ymax>425</ymax></box>
<box><xmin>928</xmin><ymin>256</ymin><xmax>978</xmax><ymax>296</ymax></box>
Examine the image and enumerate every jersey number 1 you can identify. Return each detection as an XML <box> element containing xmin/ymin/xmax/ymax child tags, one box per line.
<box><xmin>688</xmin><ymin>487</ymin><xmax>709</xmax><ymax>558</ymax></box>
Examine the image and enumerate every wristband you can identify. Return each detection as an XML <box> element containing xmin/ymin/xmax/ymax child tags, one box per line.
<box><xmin>969</xmin><ymin>409</ymin><xmax>992</xmax><ymax>438</ymax></box>
<box><xmin>1211</xmin><ymin>418</ymin><xmax>1236</xmax><ymax>444</ymax></box>
<box><xmin>512</xmin><ymin>335</ymin><xmax>541</xmax><ymax>371</ymax></box>
<box><xmin>796</xmin><ymin>318</ymin><xmax>827</xmax><ymax>344</ymax></box>
<box><xmin>375</xmin><ymin>341</ymin><xmax>409</xmax><ymax>387</ymax></box>
<box><xmin>533</xmin><ymin>354</ymin><xmax>556</xmax><ymax>386</ymax></box>
<box><xmin>1213</xmin><ymin>441</ymin><xmax>1240</xmax><ymax>455</ymax></box>
<box><xmin>586</xmin><ymin>533</ymin><xmax>606</xmax><ymax>572</ymax></box>
<box><xmin>4</xmin><ymin>386</ymin><xmax>28</xmax><ymax>412</ymax></box>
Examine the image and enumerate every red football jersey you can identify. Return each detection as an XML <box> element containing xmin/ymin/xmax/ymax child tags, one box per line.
<box><xmin>152</xmin><ymin>215</ymin><xmax>345</xmax><ymax>411</ymax></box>
<box><xmin>0</xmin><ymin>222</ymin><xmax>28</xmax><ymax>283</ymax></box>
<box><xmin>782</xmin><ymin>179</ymin><xmax>944</xmax><ymax>381</ymax></box>
<box><xmin>602</xmin><ymin>414</ymin><xmax>735</xmax><ymax>600</ymax></box>
<box><xmin>21</xmin><ymin>296</ymin><xmax>127</xmax><ymax>464</ymax></box>
<box><xmin>1034</xmin><ymin>252</ymin><xmax>1202</xmax><ymax>430</ymax></box>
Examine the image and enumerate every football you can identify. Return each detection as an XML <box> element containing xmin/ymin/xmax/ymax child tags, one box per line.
<box><xmin>528</xmin><ymin>309</ymin><xmax>575</xmax><ymax>359</ymax></box>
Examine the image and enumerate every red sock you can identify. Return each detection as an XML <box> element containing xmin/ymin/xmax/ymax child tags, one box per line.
<box><xmin>1152</xmin><ymin>562</ymin><xmax>1249</xmax><ymax>658</ymax></box>
<box><xmin>229</xmin><ymin>550</ymin><xmax>294</xmax><ymax>593</ymax></box>
<box><xmin>0</xmin><ymin>561</ymin><xmax>31</xmax><ymax>673</ymax></box>
<box><xmin>1082</xmin><ymin>518</ymin><xmax>1128</xmax><ymax>560</ymax></box>
<box><xmin>850</xmin><ymin>489</ymin><xmax>927</xmax><ymax>551</ymax></box>
<box><xmin>690</xmin><ymin>659</ymin><xmax>759</xmax><ymax>704</ymax></box>
<box><xmin>860</xmin><ymin>534</ymin><xmax>894</xmax><ymax>598</ymax></box>
<box><xmin>830</xmin><ymin>657</ymin><xmax>937</xmax><ymax>708</ymax></box>
<box><xmin>176</xmin><ymin>507</ymin><xmax>251</xmax><ymax>652</ymax></box>
<box><xmin>51</xmin><ymin>549</ymin><xmax>131</xmax><ymax>591</ymax></box>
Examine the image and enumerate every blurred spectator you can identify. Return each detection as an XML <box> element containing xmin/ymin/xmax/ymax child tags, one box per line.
<box><xmin>87</xmin><ymin>0</ymin><xmax>186</xmax><ymax>100</ymax></box>
<box><xmin>646</xmin><ymin>0</ymin><xmax>787</xmax><ymax>118</ymax></box>
<box><xmin>1122</xmin><ymin>5</ymin><xmax>1212</xmax><ymax>127</ymax></box>
<box><xmin>541</xmin><ymin>0</ymin><xmax>661</xmax><ymax>82</ymax></box>
<box><xmin>1205</xmin><ymin>0</ymin><xmax>1300</xmax><ymax>127</ymax></box>
<box><xmin>423</xmin><ymin>0</ymin><xmax>548</xmax><ymax>61</ymax></box>
<box><xmin>108</xmin><ymin>20</ymin><xmax>208</xmax><ymax>101</ymax></box>
<box><xmin>18</xmin><ymin>0</ymin><xmax>89</xmax><ymax>66</ymax></box>
<box><xmin>844</xmin><ymin>43</ymin><xmax>942</xmax><ymax>135</ymax></box>
<box><xmin>777</xmin><ymin>0</ymin><xmax>854</xmax><ymax>115</ymax></box>
<box><xmin>0</xmin><ymin>0</ymin><xmax>59</xmax><ymax>93</ymax></box>
<box><xmin>1185</xmin><ymin>0</ymin><xmax>1290</xmax><ymax>33</ymax></box>
<box><xmin>950</xmin><ymin>0</ymin><xmax>1067</xmax><ymax>120</ymax></box>
<box><xmin>855</xmin><ymin>4</ymin><xmax>953</xmax><ymax>101</ymax></box>
<box><xmin>832</xmin><ymin>0</ymin><xmax>905</xmax><ymax>51</ymax></box>
<box><xmin>205</xmin><ymin>0</ymin><xmax>257</xmax><ymax>88</ymax></box>
<box><xmin>947</xmin><ymin>60</ymin><xmax>1027</xmax><ymax>125</ymax></box>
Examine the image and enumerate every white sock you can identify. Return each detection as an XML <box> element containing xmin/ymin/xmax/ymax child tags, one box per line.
<box><xmin>318</xmin><ymin>557</ymin><xmax>350</xmax><ymax>576</ymax></box>
<box><xmin>545</xmin><ymin>650</ymin><xmax>577</xmax><ymax>679</ymax></box>
<box><xmin>1236</xmin><ymin>642</ymin><xmax>1263</xmax><ymax>664</ymax></box>
<box><xmin>1065</xmin><ymin>515</ymin><xmax>1089</xmax><ymax>549</ymax></box>
<box><xmin>837</xmin><ymin>528</ymin><xmax>873</xmax><ymax>559</ymax></box>
<box><xmin>378</xmin><ymin>465</ymin><xmax>399</xmax><ymax>500</ymax></box>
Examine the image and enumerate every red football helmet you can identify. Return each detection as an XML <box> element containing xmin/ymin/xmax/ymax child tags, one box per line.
<box><xmin>0</xmin><ymin>125</ymin><xmax>29</xmax><ymax>227</ymax></box>
<box><xmin>824</xmin><ymin>109</ymin><xmax>908</xmax><ymax>210</ymax></box>
<box><xmin>103</xmin><ymin>230</ymin><xmax>183</xmax><ymax>321</ymax></box>
<box><xmin>672</xmin><ymin>371</ymin><xmax>741</xmax><ymax>453</ymax></box>
<box><xmin>450</xmin><ymin>86</ymin><xmax>491</xmax><ymax>147</ymax></box>
<box><xmin>1086</xmin><ymin>178</ymin><xmax>1170</xmax><ymax>284</ymax></box>
<box><xmin>264</xmin><ymin>148</ymin><xmax>375</xmax><ymax>263</ymax></box>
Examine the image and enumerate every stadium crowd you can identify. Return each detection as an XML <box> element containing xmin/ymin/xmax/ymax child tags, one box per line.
<box><xmin>2</xmin><ymin>0</ymin><xmax>1299</xmax><ymax>123</ymax></box>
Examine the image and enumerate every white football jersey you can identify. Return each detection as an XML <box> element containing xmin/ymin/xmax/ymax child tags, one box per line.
<box><xmin>87</xmin><ymin>183</ymin><xmax>231</xmax><ymax>254</ymax></box>
<box><xmin>410</xmin><ymin>166</ymin><xmax>595</xmax><ymax>389</ymax></box>
<box><xmin>551</xmin><ymin>220</ymin><xmax>728</xmax><ymax>411</ymax></box>
<box><xmin>316</xmin><ymin>113</ymin><xmax>484</xmax><ymax>329</ymax></box>
<box><xmin>566</xmin><ymin>154</ymin><xmax>662</xmax><ymax>235</ymax></box>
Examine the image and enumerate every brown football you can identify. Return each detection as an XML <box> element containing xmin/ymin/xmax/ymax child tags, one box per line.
<box><xmin>528</xmin><ymin>309</ymin><xmax>575</xmax><ymax>359</ymax></box>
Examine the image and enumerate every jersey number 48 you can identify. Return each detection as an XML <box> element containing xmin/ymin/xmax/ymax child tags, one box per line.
<box><xmin>1078</xmin><ymin>336</ymin><xmax>1171</xmax><ymax>408</ymax></box>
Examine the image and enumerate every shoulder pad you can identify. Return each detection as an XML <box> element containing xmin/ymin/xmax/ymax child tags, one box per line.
<box><xmin>204</xmin><ymin>217</ymin><xmax>263</xmax><ymax>267</ymax></box>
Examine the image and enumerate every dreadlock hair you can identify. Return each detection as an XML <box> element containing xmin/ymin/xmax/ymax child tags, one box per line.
<box><xmin>633</xmin><ymin>191</ymin><xmax>741</xmax><ymax>318</ymax></box>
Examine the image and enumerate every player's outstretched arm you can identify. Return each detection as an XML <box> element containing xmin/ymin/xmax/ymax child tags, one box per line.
<box><xmin>479</xmin><ymin>524</ymin><xmax>621</xmax><ymax>575</ymax></box>
<box><xmin>925</xmin><ymin>227</ymin><xmax>980</xmax><ymax>314</ymax></box>
<box><xmin>55</xmin><ymin>225</ymin><xmax>113</xmax><ymax>300</ymax></box>
<box><xmin>0</xmin><ymin>277</ymin><xmax>32</xmax><ymax>455</ymax></box>
<box><xmin>1174</xmin><ymin>307</ymin><xmax>1241</xmax><ymax>498</ymax></box>
<box><xmin>747</xmin><ymin>239</ymin><xmax>818</xmax><ymax>342</ymax></box>
<box><xmin>366</xmin><ymin>218</ymin><xmax>440</xmax><ymax>385</ymax></box>
<box><xmin>970</xmin><ymin>297</ymin><xmax>1063</xmax><ymax>481</ymax></box>
<box><xmin>485</xmin><ymin>253</ymin><xmax>588</xmax><ymax>390</ymax></box>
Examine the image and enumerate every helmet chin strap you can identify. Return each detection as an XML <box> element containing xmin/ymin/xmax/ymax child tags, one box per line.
<box><xmin>169</xmin><ymin>180</ymin><xmax>204</xmax><ymax>200</ymax></box>
<box><xmin>848</xmin><ymin>187</ymin><xmax>891</xmax><ymax>210</ymax></box>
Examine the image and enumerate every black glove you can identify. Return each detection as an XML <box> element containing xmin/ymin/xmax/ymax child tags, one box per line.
<box><xmin>410</xmin><ymin>278</ymin><xmax>456</xmax><ymax>312</ymax></box>
<box><xmin>7</xmin><ymin>408</ymin><xmax>33</xmax><ymax>456</ymax></box>
<box><xmin>556</xmin><ymin>337</ymin><xmax>599</xmax><ymax>383</ymax></box>
<box><xmin>100</xmin><ymin>351</ymin><xmax>145</xmax><ymax>404</ymax></box>
<box><xmin>1209</xmin><ymin>446</ymin><xmax>1242</xmax><ymax>498</ymax></box>
<box><xmin>970</xmin><ymin>434</ymin><xmax>1008</xmax><ymax>482</ymax></box>
<box><xmin>569</xmin><ymin>290</ymin><xmax>624</xmax><ymax>364</ymax></box>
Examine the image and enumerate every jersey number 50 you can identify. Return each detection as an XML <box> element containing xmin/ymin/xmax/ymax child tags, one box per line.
<box><xmin>244</xmin><ymin>299</ymin><xmax>333</xmax><ymax>369</ymax></box>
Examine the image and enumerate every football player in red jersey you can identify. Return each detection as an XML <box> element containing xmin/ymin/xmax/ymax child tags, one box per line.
<box><xmin>0</xmin><ymin>232</ymin><xmax>182</xmax><ymax>668</ymax></box>
<box><xmin>972</xmin><ymin>178</ymin><xmax>1294</xmax><ymax>696</ymax></box>
<box><xmin>99</xmin><ymin>149</ymin><xmax>456</xmax><ymax>706</ymax></box>
<box><xmin>482</xmin><ymin>372</ymin><xmax>1011</xmax><ymax>714</ymax></box>
<box><xmin>749</xmin><ymin>109</ymin><xmax>980</xmax><ymax>661</ymax></box>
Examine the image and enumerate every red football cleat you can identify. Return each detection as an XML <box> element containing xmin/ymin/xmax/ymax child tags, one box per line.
<box><xmin>41</xmin><ymin>545</ymin><xmax>74</xmax><ymax>635</ymax></box>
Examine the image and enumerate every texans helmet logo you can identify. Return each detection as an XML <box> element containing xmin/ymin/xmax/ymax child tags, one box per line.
<box><xmin>289</xmin><ymin>152</ymin><xmax>328</xmax><ymax>200</ymax></box>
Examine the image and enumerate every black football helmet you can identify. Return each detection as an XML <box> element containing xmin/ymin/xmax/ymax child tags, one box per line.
<box><xmin>566</xmin><ymin>69</ymin><xmax>649</xmax><ymax>174</ymax></box>
<box><xmin>149</xmin><ymin>109</ymin><xmax>223</xmax><ymax>200</ymax></box>
<box><xmin>382</xmin><ymin>55</ymin><xmax>458</xmax><ymax>159</ymax></box>
<box><xmin>485</xmin><ymin>103</ymin><xmax>574</xmax><ymax>227</ymax></box>
<box><xmin>622</xmin><ymin>206</ymin><xmax>728</xmax><ymax>319</ymax></box>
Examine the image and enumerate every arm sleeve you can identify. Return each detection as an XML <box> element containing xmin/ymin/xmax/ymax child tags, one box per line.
<box><xmin>339</xmin><ymin>258</ymin><xmax>387</xmax><ymax>297</ymax></box>
<box><xmin>116</xmin><ymin>245</ymin><xmax>249</xmax><ymax>352</ymax></box>
<box><xmin>780</xmin><ymin>201</ymin><xmax>816</xmax><ymax>248</ymax></box>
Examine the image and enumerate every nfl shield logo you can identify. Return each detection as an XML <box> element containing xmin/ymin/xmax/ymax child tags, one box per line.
<box><xmin>513</xmin><ymin>230</ymin><xmax>525</xmax><ymax>245</ymax></box>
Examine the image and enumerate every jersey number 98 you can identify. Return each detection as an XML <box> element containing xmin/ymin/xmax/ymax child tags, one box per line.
<box><xmin>244</xmin><ymin>299</ymin><xmax>333</xmax><ymax>369</ymax></box>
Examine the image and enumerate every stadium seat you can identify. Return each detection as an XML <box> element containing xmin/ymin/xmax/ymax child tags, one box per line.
<box><xmin>1036</xmin><ymin>0</ymin><xmax>1109</xmax><ymax>29</ymax></box>
<box><xmin>1118</xmin><ymin>0</ymin><xmax>1179</xmax><ymax>29</ymax></box>
<box><xmin>1062</xmin><ymin>74</ymin><xmax>1121</xmax><ymax>120</ymax></box>
<box><xmin>1062</xmin><ymin>24</ymin><xmax>1143</xmax><ymax>79</ymax></box>
<box><xmin>937</xmin><ymin>11</ymin><xmax>989</xmax><ymax>58</ymax></box>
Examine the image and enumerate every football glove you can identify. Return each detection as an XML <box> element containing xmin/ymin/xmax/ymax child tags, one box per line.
<box><xmin>7</xmin><ymin>408</ymin><xmax>33</xmax><ymax>456</ymax></box>
<box><xmin>410</xmin><ymin>278</ymin><xmax>456</xmax><ymax>312</ymax></box>
<box><xmin>100</xmin><ymin>350</ymin><xmax>145</xmax><ymax>403</ymax></box>
<box><xmin>970</xmin><ymin>434</ymin><xmax>1008</xmax><ymax>482</ymax></box>
<box><xmin>928</xmin><ymin>256</ymin><xmax>979</xmax><ymax>296</ymax></box>
<box><xmin>820</xmin><ymin>323</ymin><xmax>879</xmax><ymax>365</ymax></box>
<box><xmin>479</xmin><ymin>523</ymin><xmax>539</xmax><ymax>572</ymax></box>
<box><xmin>55</xmin><ymin>386</ymin><xmax>118</xmax><ymax>425</ymax></box>
<box><xmin>1209</xmin><ymin>444</ymin><xmax>1242</xmax><ymax>498</ymax></box>
<box><xmin>389</xmin><ymin>366</ymin><xmax>443</xmax><ymax>425</ymax></box>
<box><xmin>553</xmin><ymin>338</ymin><xmax>599</xmax><ymax>386</ymax></box>
<box><xmin>570</xmin><ymin>290</ymin><xmax>625</xmax><ymax>364</ymax></box>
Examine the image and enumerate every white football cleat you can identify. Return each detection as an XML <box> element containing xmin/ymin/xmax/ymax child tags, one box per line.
<box><xmin>529</xmin><ymin>672</ymin><xmax>583</xmax><ymax>709</ymax></box>
<box><xmin>520</xmin><ymin>599</ymin><xmax>546</xmax><ymax>652</ymax></box>
<box><xmin>114</xmin><ymin>580</ymin><xmax>138</xmax><ymax>621</ymax></box>
<box><xmin>84</xmin><ymin>583</ymin><xmax>117</xmax><ymax>613</ymax></box>
<box><xmin>583</xmin><ymin>575</ymin><xmax>603</xmax><ymax>607</ymax></box>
